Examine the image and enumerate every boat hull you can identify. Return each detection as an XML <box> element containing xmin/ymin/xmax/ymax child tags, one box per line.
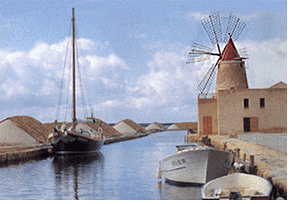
<box><xmin>160</xmin><ymin>148</ymin><xmax>233</xmax><ymax>184</ymax></box>
<box><xmin>201</xmin><ymin>173</ymin><xmax>273</xmax><ymax>200</ymax></box>
<box><xmin>49</xmin><ymin>131</ymin><xmax>104</xmax><ymax>154</ymax></box>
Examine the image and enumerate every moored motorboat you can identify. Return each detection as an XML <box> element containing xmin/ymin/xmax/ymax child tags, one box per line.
<box><xmin>201</xmin><ymin>173</ymin><xmax>273</xmax><ymax>200</ymax></box>
<box><xmin>158</xmin><ymin>144</ymin><xmax>233</xmax><ymax>184</ymax></box>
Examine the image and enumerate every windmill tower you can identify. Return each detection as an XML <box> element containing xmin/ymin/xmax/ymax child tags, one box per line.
<box><xmin>187</xmin><ymin>12</ymin><xmax>248</xmax><ymax>94</ymax></box>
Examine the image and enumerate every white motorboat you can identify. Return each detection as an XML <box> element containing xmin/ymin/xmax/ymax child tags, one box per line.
<box><xmin>158</xmin><ymin>144</ymin><xmax>233</xmax><ymax>184</ymax></box>
<box><xmin>201</xmin><ymin>173</ymin><xmax>273</xmax><ymax>200</ymax></box>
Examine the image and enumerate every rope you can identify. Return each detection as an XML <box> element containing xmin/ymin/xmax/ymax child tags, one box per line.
<box><xmin>55</xmin><ymin>23</ymin><xmax>72</xmax><ymax>121</ymax></box>
<box><xmin>65</xmin><ymin>49</ymin><xmax>72</xmax><ymax>122</ymax></box>
<box><xmin>75</xmin><ymin>23</ymin><xmax>93</xmax><ymax>119</ymax></box>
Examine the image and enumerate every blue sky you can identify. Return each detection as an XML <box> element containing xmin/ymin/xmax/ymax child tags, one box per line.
<box><xmin>0</xmin><ymin>0</ymin><xmax>287</xmax><ymax>123</ymax></box>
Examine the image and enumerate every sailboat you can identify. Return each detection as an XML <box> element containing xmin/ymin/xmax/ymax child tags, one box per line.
<box><xmin>48</xmin><ymin>8</ymin><xmax>105</xmax><ymax>154</ymax></box>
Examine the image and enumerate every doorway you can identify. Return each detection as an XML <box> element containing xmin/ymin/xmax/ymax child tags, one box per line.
<box><xmin>203</xmin><ymin>116</ymin><xmax>212</xmax><ymax>134</ymax></box>
<box><xmin>243</xmin><ymin>117</ymin><xmax>258</xmax><ymax>132</ymax></box>
<box><xmin>243</xmin><ymin>117</ymin><xmax>250</xmax><ymax>132</ymax></box>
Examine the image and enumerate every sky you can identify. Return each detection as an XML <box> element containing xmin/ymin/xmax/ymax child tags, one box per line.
<box><xmin>0</xmin><ymin>0</ymin><xmax>287</xmax><ymax>124</ymax></box>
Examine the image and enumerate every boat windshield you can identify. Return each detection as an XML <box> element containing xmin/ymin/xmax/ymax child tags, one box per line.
<box><xmin>175</xmin><ymin>144</ymin><xmax>198</xmax><ymax>152</ymax></box>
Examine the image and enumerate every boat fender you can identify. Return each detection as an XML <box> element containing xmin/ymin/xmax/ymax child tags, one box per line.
<box><xmin>239</xmin><ymin>165</ymin><xmax>246</xmax><ymax>173</ymax></box>
<box><xmin>233</xmin><ymin>162</ymin><xmax>244</xmax><ymax>171</ymax></box>
<box><xmin>157</xmin><ymin>169</ymin><xmax>162</xmax><ymax>179</ymax></box>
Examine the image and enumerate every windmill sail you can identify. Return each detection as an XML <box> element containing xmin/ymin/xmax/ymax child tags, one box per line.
<box><xmin>201</xmin><ymin>11</ymin><xmax>223</xmax><ymax>45</ymax></box>
<box><xmin>197</xmin><ymin>59</ymin><xmax>219</xmax><ymax>94</ymax></box>
<box><xmin>187</xmin><ymin>42</ymin><xmax>216</xmax><ymax>63</ymax></box>
<box><xmin>187</xmin><ymin>11</ymin><xmax>246</xmax><ymax>95</ymax></box>
<box><xmin>224</xmin><ymin>13</ymin><xmax>246</xmax><ymax>42</ymax></box>
<box><xmin>197</xmin><ymin>64</ymin><xmax>216</xmax><ymax>94</ymax></box>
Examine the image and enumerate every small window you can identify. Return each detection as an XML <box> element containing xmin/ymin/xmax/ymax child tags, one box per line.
<box><xmin>244</xmin><ymin>98</ymin><xmax>249</xmax><ymax>108</ymax></box>
<box><xmin>260</xmin><ymin>98</ymin><xmax>265</xmax><ymax>108</ymax></box>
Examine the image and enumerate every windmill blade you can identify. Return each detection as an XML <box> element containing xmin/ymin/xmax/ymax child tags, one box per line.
<box><xmin>197</xmin><ymin>63</ymin><xmax>217</xmax><ymax>94</ymax></box>
<box><xmin>224</xmin><ymin>13</ymin><xmax>246</xmax><ymax>42</ymax></box>
<box><xmin>190</xmin><ymin>42</ymin><xmax>213</xmax><ymax>53</ymax></box>
<box><xmin>188</xmin><ymin>42</ymin><xmax>214</xmax><ymax>55</ymax></box>
<box><xmin>197</xmin><ymin>60</ymin><xmax>219</xmax><ymax>94</ymax></box>
<box><xmin>201</xmin><ymin>11</ymin><xmax>222</xmax><ymax>53</ymax></box>
<box><xmin>186</xmin><ymin>42</ymin><xmax>219</xmax><ymax>64</ymax></box>
<box><xmin>186</xmin><ymin>55</ymin><xmax>211</xmax><ymax>64</ymax></box>
<box><xmin>238</xmin><ymin>47</ymin><xmax>248</xmax><ymax>58</ymax></box>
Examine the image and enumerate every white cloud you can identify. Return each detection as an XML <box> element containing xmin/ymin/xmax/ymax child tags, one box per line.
<box><xmin>187</xmin><ymin>11</ymin><xmax>208</xmax><ymax>22</ymax></box>
<box><xmin>243</xmin><ymin>38</ymin><xmax>287</xmax><ymax>88</ymax></box>
<box><xmin>130</xmin><ymin>30</ymin><xmax>147</xmax><ymax>39</ymax></box>
<box><xmin>101</xmin><ymin>100</ymin><xmax>120</xmax><ymax>107</ymax></box>
<box><xmin>0</xmin><ymin>9</ymin><xmax>286</xmax><ymax>124</ymax></box>
<box><xmin>86</xmin><ymin>54</ymin><xmax>129</xmax><ymax>73</ymax></box>
<box><xmin>124</xmin><ymin>35</ymin><xmax>287</xmax><ymax>122</ymax></box>
<box><xmin>0</xmin><ymin>37</ymin><xmax>131</xmax><ymax>123</ymax></box>
<box><xmin>28</xmin><ymin>43</ymin><xmax>49</xmax><ymax>60</ymax></box>
<box><xmin>0</xmin><ymin>78</ymin><xmax>29</xmax><ymax>98</ymax></box>
<box><xmin>0</xmin><ymin>37</ymin><xmax>130</xmax><ymax>98</ymax></box>
<box><xmin>126</xmin><ymin>50</ymin><xmax>200</xmax><ymax>112</ymax></box>
<box><xmin>41</xmin><ymin>78</ymin><xmax>58</xmax><ymax>96</ymax></box>
<box><xmin>77</xmin><ymin>38</ymin><xmax>96</xmax><ymax>50</ymax></box>
<box><xmin>126</xmin><ymin>96</ymin><xmax>154</xmax><ymax>109</ymax></box>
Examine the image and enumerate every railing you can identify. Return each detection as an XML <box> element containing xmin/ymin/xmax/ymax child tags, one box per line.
<box><xmin>198</xmin><ymin>93</ymin><xmax>216</xmax><ymax>99</ymax></box>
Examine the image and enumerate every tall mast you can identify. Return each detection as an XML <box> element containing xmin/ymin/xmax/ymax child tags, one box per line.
<box><xmin>72</xmin><ymin>8</ymin><xmax>76</xmax><ymax>131</ymax></box>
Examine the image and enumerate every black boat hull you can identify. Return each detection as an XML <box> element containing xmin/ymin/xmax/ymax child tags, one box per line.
<box><xmin>50</xmin><ymin>132</ymin><xmax>104</xmax><ymax>154</ymax></box>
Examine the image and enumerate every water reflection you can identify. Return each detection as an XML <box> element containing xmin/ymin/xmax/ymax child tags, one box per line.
<box><xmin>52</xmin><ymin>152</ymin><xmax>104</xmax><ymax>200</ymax></box>
<box><xmin>0</xmin><ymin>131</ymin><xmax>204</xmax><ymax>199</ymax></box>
<box><xmin>158</xmin><ymin>181</ymin><xmax>202</xmax><ymax>200</ymax></box>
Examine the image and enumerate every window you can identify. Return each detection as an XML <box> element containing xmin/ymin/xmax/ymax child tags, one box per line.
<box><xmin>244</xmin><ymin>98</ymin><xmax>249</xmax><ymax>108</ymax></box>
<box><xmin>260</xmin><ymin>98</ymin><xmax>265</xmax><ymax>108</ymax></box>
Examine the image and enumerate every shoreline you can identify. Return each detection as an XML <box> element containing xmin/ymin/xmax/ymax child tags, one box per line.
<box><xmin>187</xmin><ymin>133</ymin><xmax>287</xmax><ymax>199</ymax></box>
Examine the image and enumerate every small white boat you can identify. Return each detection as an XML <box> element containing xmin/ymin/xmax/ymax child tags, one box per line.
<box><xmin>201</xmin><ymin>173</ymin><xmax>273</xmax><ymax>200</ymax></box>
<box><xmin>158</xmin><ymin>144</ymin><xmax>233</xmax><ymax>184</ymax></box>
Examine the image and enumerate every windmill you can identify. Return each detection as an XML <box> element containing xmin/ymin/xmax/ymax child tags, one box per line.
<box><xmin>187</xmin><ymin>11</ymin><xmax>248</xmax><ymax>95</ymax></box>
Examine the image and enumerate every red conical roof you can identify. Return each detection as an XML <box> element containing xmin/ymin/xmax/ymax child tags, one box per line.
<box><xmin>221</xmin><ymin>37</ymin><xmax>240</xmax><ymax>61</ymax></box>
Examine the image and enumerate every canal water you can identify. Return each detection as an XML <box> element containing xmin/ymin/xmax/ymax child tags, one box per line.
<box><xmin>0</xmin><ymin>130</ymin><xmax>201</xmax><ymax>200</ymax></box>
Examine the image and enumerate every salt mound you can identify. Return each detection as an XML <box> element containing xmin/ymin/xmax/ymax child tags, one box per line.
<box><xmin>113</xmin><ymin>119</ymin><xmax>146</xmax><ymax>135</ymax></box>
<box><xmin>146</xmin><ymin>123</ymin><xmax>161</xmax><ymax>131</ymax></box>
<box><xmin>167</xmin><ymin>124</ymin><xmax>179</xmax><ymax>130</ymax></box>
<box><xmin>114</xmin><ymin>121</ymin><xmax>136</xmax><ymax>134</ymax></box>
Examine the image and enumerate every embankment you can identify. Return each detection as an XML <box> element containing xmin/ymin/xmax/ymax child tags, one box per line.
<box><xmin>0</xmin><ymin>145</ymin><xmax>51</xmax><ymax>165</ymax></box>
<box><xmin>187</xmin><ymin>134</ymin><xmax>287</xmax><ymax>198</ymax></box>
